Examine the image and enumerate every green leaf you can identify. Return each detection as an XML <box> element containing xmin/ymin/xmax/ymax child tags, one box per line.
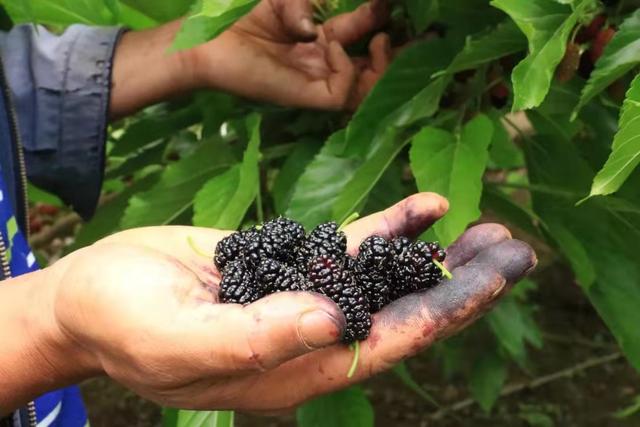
<box><xmin>575</xmin><ymin>10</ymin><xmax>640</xmax><ymax>115</ymax></box>
<box><xmin>491</xmin><ymin>0</ymin><xmax>598</xmax><ymax>111</ymax></box>
<box><xmin>164</xmin><ymin>409</ymin><xmax>234</xmax><ymax>427</ymax></box>
<box><xmin>171</xmin><ymin>0</ymin><xmax>258</xmax><ymax>51</ymax></box>
<box><xmin>488</xmin><ymin>112</ymin><xmax>525</xmax><ymax>169</ymax></box>
<box><xmin>525</xmin><ymin>125</ymin><xmax>640</xmax><ymax>373</ymax></box>
<box><xmin>614</xmin><ymin>394</ymin><xmax>640</xmax><ymax>419</ymax></box>
<box><xmin>441</xmin><ymin>20</ymin><xmax>527</xmax><ymax>75</ymax></box>
<box><xmin>405</xmin><ymin>0</ymin><xmax>439</xmax><ymax>33</ymax></box>
<box><xmin>332</xmin><ymin>128</ymin><xmax>409</xmax><ymax>224</ymax></box>
<box><xmin>486</xmin><ymin>291</ymin><xmax>543</xmax><ymax>366</ymax></box>
<box><xmin>481</xmin><ymin>186</ymin><xmax>540</xmax><ymax>237</ymax></box>
<box><xmin>121</xmin><ymin>139</ymin><xmax>235</xmax><ymax>229</ymax></box>
<box><xmin>546</xmin><ymin>221</ymin><xmax>596</xmax><ymax>288</ymax></box>
<box><xmin>344</xmin><ymin>39</ymin><xmax>453</xmax><ymax>157</ymax></box>
<box><xmin>585</xmin><ymin>74</ymin><xmax>640</xmax><ymax>199</ymax></box>
<box><xmin>3</xmin><ymin>0</ymin><xmax>157</xmax><ymax>28</ymax></box>
<box><xmin>111</xmin><ymin>106</ymin><xmax>201</xmax><ymax>157</ymax></box>
<box><xmin>193</xmin><ymin>114</ymin><xmax>261</xmax><ymax>229</ymax></box>
<box><xmin>286</xmin><ymin>130</ymin><xmax>360</xmax><ymax>229</ymax></box>
<box><xmin>106</xmin><ymin>139</ymin><xmax>167</xmax><ymax>179</ymax></box>
<box><xmin>392</xmin><ymin>76</ymin><xmax>450</xmax><ymax>128</ymax></box>
<box><xmin>410</xmin><ymin>114</ymin><xmax>494</xmax><ymax>246</ymax></box>
<box><xmin>392</xmin><ymin>362</ymin><xmax>439</xmax><ymax>406</ymax></box>
<box><xmin>469</xmin><ymin>349</ymin><xmax>508</xmax><ymax>412</ymax></box>
<box><xmin>71</xmin><ymin>172</ymin><xmax>160</xmax><ymax>250</ymax></box>
<box><xmin>120</xmin><ymin>0</ymin><xmax>192</xmax><ymax>22</ymax></box>
<box><xmin>296</xmin><ymin>386</ymin><xmax>374</xmax><ymax>427</ymax></box>
<box><xmin>271</xmin><ymin>141</ymin><xmax>322</xmax><ymax>215</ymax></box>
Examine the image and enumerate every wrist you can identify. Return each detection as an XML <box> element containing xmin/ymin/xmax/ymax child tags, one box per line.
<box><xmin>0</xmin><ymin>269</ymin><xmax>100</xmax><ymax>414</ymax></box>
<box><xmin>110</xmin><ymin>20</ymin><xmax>201</xmax><ymax>119</ymax></box>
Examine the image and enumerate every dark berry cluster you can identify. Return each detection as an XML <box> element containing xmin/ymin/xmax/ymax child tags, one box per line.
<box><xmin>214</xmin><ymin>217</ymin><xmax>447</xmax><ymax>344</ymax></box>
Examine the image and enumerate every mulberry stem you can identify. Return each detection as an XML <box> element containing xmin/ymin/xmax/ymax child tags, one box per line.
<box><xmin>433</xmin><ymin>259</ymin><xmax>452</xmax><ymax>279</ymax></box>
<box><xmin>347</xmin><ymin>341</ymin><xmax>361</xmax><ymax>378</ymax></box>
<box><xmin>338</xmin><ymin>212</ymin><xmax>360</xmax><ymax>231</ymax></box>
<box><xmin>187</xmin><ymin>236</ymin><xmax>213</xmax><ymax>258</ymax></box>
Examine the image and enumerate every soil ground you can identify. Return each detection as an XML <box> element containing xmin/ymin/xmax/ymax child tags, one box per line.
<box><xmin>80</xmin><ymin>260</ymin><xmax>640</xmax><ymax>427</ymax></box>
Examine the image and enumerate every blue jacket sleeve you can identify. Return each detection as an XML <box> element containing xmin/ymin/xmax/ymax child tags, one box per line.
<box><xmin>0</xmin><ymin>24</ymin><xmax>123</xmax><ymax>219</ymax></box>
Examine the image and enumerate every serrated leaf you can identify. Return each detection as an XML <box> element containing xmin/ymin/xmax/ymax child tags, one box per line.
<box><xmin>121</xmin><ymin>139</ymin><xmax>235</xmax><ymax>229</ymax></box>
<box><xmin>344</xmin><ymin>39</ymin><xmax>453</xmax><ymax>157</ymax></box>
<box><xmin>442</xmin><ymin>20</ymin><xmax>527</xmax><ymax>75</ymax></box>
<box><xmin>491</xmin><ymin>0</ymin><xmax>598</xmax><ymax>111</ymax></box>
<box><xmin>575</xmin><ymin>10</ymin><xmax>640</xmax><ymax>115</ymax></box>
<box><xmin>332</xmin><ymin>128</ymin><xmax>409</xmax><ymax>224</ymax></box>
<box><xmin>106</xmin><ymin>139</ymin><xmax>167</xmax><ymax>179</ymax></box>
<box><xmin>585</xmin><ymin>74</ymin><xmax>640</xmax><ymax>199</ymax></box>
<box><xmin>171</xmin><ymin>0</ymin><xmax>258</xmax><ymax>51</ymax></box>
<box><xmin>286</xmin><ymin>130</ymin><xmax>360</xmax><ymax>229</ymax></box>
<box><xmin>469</xmin><ymin>349</ymin><xmax>508</xmax><ymax>412</ymax></box>
<box><xmin>410</xmin><ymin>114</ymin><xmax>494</xmax><ymax>246</ymax></box>
<box><xmin>296</xmin><ymin>386</ymin><xmax>374</xmax><ymax>427</ymax></box>
<box><xmin>193</xmin><ymin>114</ymin><xmax>261</xmax><ymax>229</ymax></box>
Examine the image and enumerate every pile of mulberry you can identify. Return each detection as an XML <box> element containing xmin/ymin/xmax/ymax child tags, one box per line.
<box><xmin>214</xmin><ymin>216</ymin><xmax>447</xmax><ymax>344</ymax></box>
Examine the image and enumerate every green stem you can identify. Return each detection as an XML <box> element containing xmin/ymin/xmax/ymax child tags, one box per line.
<box><xmin>338</xmin><ymin>212</ymin><xmax>360</xmax><ymax>231</ymax></box>
<box><xmin>256</xmin><ymin>171</ymin><xmax>264</xmax><ymax>224</ymax></box>
<box><xmin>347</xmin><ymin>341</ymin><xmax>361</xmax><ymax>378</ymax></box>
<box><xmin>187</xmin><ymin>236</ymin><xmax>213</xmax><ymax>258</ymax></box>
<box><xmin>433</xmin><ymin>259</ymin><xmax>452</xmax><ymax>280</ymax></box>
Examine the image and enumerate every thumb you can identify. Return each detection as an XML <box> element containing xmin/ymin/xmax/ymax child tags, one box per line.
<box><xmin>271</xmin><ymin>0</ymin><xmax>317</xmax><ymax>41</ymax></box>
<box><xmin>231</xmin><ymin>292</ymin><xmax>345</xmax><ymax>371</ymax></box>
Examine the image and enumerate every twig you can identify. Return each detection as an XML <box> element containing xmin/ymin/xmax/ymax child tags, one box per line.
<box><xmin>431</xmin><ymin>352</ymin><xmax>622</xmax><ymax>420</ymax></box>
<box><xmin>29</xmin><ymin>213</ymin><xmax>81</xmax><ymax>249</ymax></box>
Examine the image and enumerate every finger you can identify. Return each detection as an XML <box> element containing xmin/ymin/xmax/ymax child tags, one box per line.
<box><xmin>369</xmin><ymin>32</ymin><xmax>391</xmax><ymax>73</ymax></box>
<box><xmin>270</xmin><ymin>0</ymin><xmax>317</xmax><ymax>41</ymax></box>
<box><xmin>323</xmin><ymin>0</ymin><xmax>390</xmax><ymax>46</ymax></box>
<box><xmin>342</xmin><ymin>192</ymin><xmax>449</xmax><ymax>254</ymax></box>
<box><xmin>189</xmin><ymin>292</ymin><xmax>345</xmax><ymax>374</ymax></box>
<box><xmin>320</xmin><ymin>41</ymin><xmax>356</xmax><ymax>110</ymax></box>
<box><xmin>444</xmin><ymin>223</ymin><xmax>512</xmax><ymax>270</ymax></box>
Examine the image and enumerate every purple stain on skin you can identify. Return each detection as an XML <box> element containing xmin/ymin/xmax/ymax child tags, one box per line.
<box><xmin>374</xmin><ymin>239</ymin><xmax>536</xmax><ymax>340</ymax></box>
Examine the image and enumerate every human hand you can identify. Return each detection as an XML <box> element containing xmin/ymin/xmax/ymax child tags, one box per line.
<box><xmin>190</xmin><ymin>0</ymin><xmax>392</xmax><ymax>110</ymax></box>
<box><xmin>44</xmin><ymin>193</ymin><xmax>535</xmax><ymax>412</ymax></box>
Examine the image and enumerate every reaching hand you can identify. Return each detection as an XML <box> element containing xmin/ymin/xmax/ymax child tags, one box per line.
<box><xmin>191</xmin><ymin>0</ymin><xmax>392</xmax><ymax>110</ymax></box>
<box><xmin>45</xmin><ymin>193</ymin><xmax>536</xmax><ymax>412</ymax></box>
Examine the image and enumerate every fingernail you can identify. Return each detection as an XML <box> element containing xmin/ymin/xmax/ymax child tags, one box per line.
<box><xmin>300</xmin><ymin>18</ymin><xmax>316</xmax><ymax>36</ymax></box>
<box><xmin>298</xmin><ymin>310</ymin><xmax>344</xmax><ymax>349</ymax></box>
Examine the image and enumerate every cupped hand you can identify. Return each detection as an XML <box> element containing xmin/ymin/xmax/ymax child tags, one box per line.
<box><xmin>191</xmin><ymin>0</ymin><xmax>392</xmax><ymax>110</ymax></box>
<box><xmin>49</xmin><ymin>193</ymin><xmax>536</xmax><ymax>412</ymax></box>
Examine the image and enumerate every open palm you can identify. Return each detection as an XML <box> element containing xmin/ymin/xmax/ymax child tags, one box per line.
<box><xmin>51</xmin><ymin>193</ymin><xmax>535</xmax><ymax>411</ymax></box>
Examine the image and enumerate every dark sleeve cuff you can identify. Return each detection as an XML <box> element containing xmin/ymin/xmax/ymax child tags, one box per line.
<box><xmin>1</xmin><ymin>24</ymin><xmax>124</xmax><ymax>220</ymax></box>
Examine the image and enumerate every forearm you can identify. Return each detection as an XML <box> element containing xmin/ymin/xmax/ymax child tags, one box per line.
<box><xmin>0</xmin><ymin>270</ymin><xmax>96</xmax><ymax>415</ymax></box>
<box><xmin>110</xmin><ymin>20</ymin><xmax>200</xmax><ymax>119</ymax></box>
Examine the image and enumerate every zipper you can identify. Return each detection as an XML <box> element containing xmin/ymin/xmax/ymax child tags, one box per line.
<box><xmin>0</xmin><ymin>57</ymin><xmax>36</xmax><ymax>427</ymax></box>
<box><xmin>0</xmin><ymin>60</ymin><xmax>29</xmax><ymax>238</ymax></box>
